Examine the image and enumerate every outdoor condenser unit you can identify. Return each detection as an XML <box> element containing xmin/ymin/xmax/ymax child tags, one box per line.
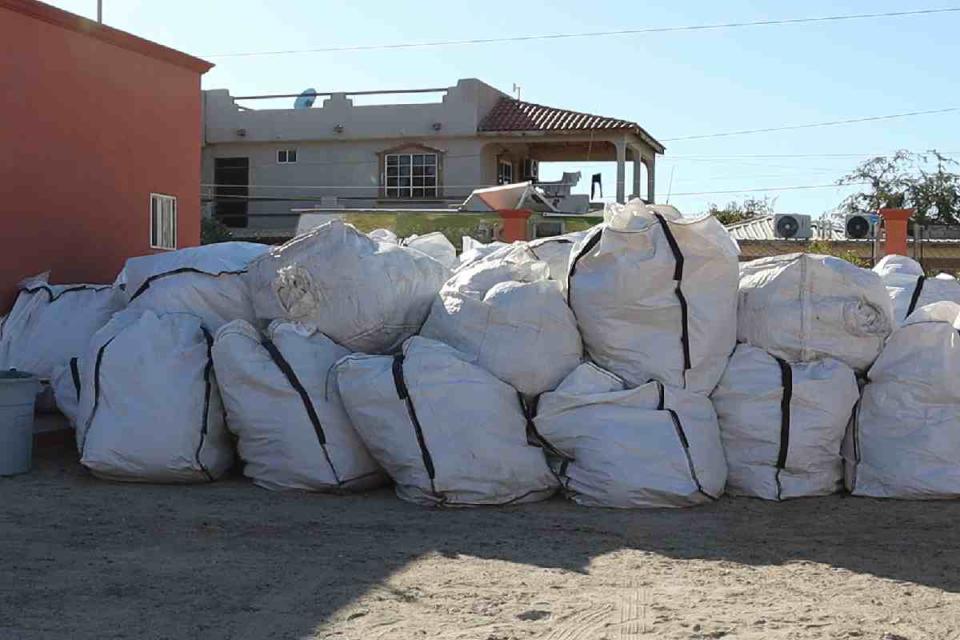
<box><xmin>774</xmin><ymin>214</ymin><xmax>812</xmax><ymax>240</ymax></box>
<box><xmin>845</xmin><ymin>213</ymin><xmax>877</xmax><ymax>239</ymax></box>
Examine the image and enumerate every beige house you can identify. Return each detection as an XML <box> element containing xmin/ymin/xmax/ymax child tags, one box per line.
<box><xmin>201</xmin><ymin>78</ymin><xmax>663</xmax><ymax>232</ymax></box>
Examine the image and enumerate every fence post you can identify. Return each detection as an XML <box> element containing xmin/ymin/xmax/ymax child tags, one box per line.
<box><xmin>878</xmin><ymin>208</ymin><xmax>914</xmax><ymax>257</ymax></box>
<box><xmin>497</xmin><ymin>209</ymin><xmax>533</xmax><ymax>242</ymax></box>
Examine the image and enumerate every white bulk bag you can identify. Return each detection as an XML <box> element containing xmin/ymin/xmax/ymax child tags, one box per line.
<box><xmin>403</xmin><ymin>232</ymin><xmax>458</xmax><ymax>270</ymax></box>
<box><xmin>212</xmin><ymin>319</ymin><xmax>383</xmax><ymax>492</ymax></box>
<box><xmin>75</xmin><ymin>309</ymin><xmax>233</xmax><ymax>483</ymax></box>
<box><xmin>457</xmin><ymin>237</ymin><xmax>509</xmax><ymax>270</ymax></box>
<box><xmin>533</xmin><ymin>362</ymin><xmax>727</xmax><ymax>508</ymax></box>
<box><xmin>567</xmin><ymin>201</ymin><xmax>740</xmax><ymax>394</ymax></box>
<box><xmin>367</xmin><ymin>228</ymin><xmax>399</xmax><ymax>244</ymax></box>
<box><xmin>738</xmin><ymin>253</ymin><xmax>894</xmax><ymax>371</ymax></box>
<box><xmin>0</xmin><ymin>273</ymin><xmax>124</xmax><ymax>379</ymax></box>
<box><xmin>873</xmin><ymin>254</ymin><xmax>960</xmax><ymax>325</ymax></box>
<box><xmin>845</xmin><ymin>301</ymin><xmax>960</xmax><ymax>498</ymax></box>
<box><xmin>124</xmin><ymin>242</ymin><xmax>268</xmax><ymax>331</ymax></box>
<box><xmin>711</xmin><ymin>344</ymin><xmax>859</xmax><ymax>500</ymax></box>
<box><xmin>335</xmin><ymin>336</ymin><xmax>557</xmax><ymax>506</ymax></box>
<box><xmin>421</xmin><ymin>245</ymin><xmax>581</xmax><ymax>396</ymax></box>
<box><xmin>246</xmin><ymin>220</ymin><xmax>449</xmax><ymax>354</ymax></box>
<box><xmin>528</xmin><ymin>231</ymin><xmax>588</xmax><ymax>288</ymax></box>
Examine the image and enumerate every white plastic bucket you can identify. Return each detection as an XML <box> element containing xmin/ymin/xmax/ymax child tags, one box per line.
<box><xmin>0</xmin><ymin>370</ymin><xmax>39</xmax><ymax>476</ymax></box>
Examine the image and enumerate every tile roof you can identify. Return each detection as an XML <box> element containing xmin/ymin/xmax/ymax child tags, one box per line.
<box><xmin>478</xmin><ymin>97</ymin><xmax>664</xmax><ymax>152</ymax></box>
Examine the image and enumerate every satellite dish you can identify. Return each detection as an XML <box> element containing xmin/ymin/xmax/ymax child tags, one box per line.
<box><xmin>294</xmin><ymin>88</ymin><xmax>318</xmax><ymax>109</ymax></box>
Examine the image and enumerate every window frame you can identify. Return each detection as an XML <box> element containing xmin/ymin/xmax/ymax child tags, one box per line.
<box><xmin>383</xmin><ymin>151</ymin><xmax>439</xmax><ymax>199</ymax></box>
<box><xmin>497</xmin><ymin>159</ymin><xmax>514</xmax><ymax>185</ymax></box>
<box><xmin>149</xmin><ymin>193</ymin><xmax>178</xmax><ymax>250</ymax></box>
<box><xmin>277</xmin><ymin>148</ymin><xmax>298</xmax><ymax>164</ymax></box>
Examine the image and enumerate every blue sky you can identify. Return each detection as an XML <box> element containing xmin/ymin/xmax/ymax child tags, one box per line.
<box><xmin>47</xmin><ymin>0</ymin><xmax>960</xmax><ymax>214</ymax></box>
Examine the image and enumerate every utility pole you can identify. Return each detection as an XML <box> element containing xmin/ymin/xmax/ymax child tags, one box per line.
<box><xmin>97</xmin><ymin>0</ymin><xmax>102</xmax><ymax>23</ymax></box>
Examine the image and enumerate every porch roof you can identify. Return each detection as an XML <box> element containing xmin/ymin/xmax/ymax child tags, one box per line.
<box><xmin>477</xmin><ymin>97</ymin><xmax>664</xmax><ymax>153</ymax></box>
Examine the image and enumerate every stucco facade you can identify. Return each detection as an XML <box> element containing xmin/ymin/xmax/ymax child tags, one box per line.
<box><xmin>201</xmin><ymin>79</ymin><xmax>662</xmax><ymax>233</ymax></box>
<box><xmin>0</xmin><ymin>0</ymin><xmax>211</xmax><ymax>308</ymax></box>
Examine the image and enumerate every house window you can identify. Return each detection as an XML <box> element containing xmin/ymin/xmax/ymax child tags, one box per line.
<box><xmin>277</xmin><ymin>149</ymin><xmax>298</xmax><ymax>163</ymax></box>
<box><xmin>498</xmin><ymin>159</ymin><xmax>514</xmax><ymax>185</ymax></box>
<box><xmin>150</xmin><ymin>194</ymin><xmax>177</xmax><ymax>250</ymax></box>
<box><xmin>385</xmin><ymin>153</ymin><xmax>438</xmax><ymax>198</ymax></box>
<box><xmin>521</xmin><ymin>158</ymin><xmax>539</xmax><ymax>181</ymax></box>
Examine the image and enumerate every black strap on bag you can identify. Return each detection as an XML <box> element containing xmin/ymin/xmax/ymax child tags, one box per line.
<box><xmin>261</xmin><ymin>338</ymin><xmax>341</xmax><ymax>485</ymax></box>
<box><xmin>392</xmin><ymin>354</ymin><xmax>439</xmax><ymax>497</ymax></box>
<box><xmin>194</xmin><ymin>329</ymin><xmax>215</xmax><ymax>482</ymax></box>
<box><xmin>905</xmin><ymin>275</ymin><xmax>927</xmax><ymax>318</ymax></box>
<box><xmin>658</xmin><ymin>381</ymin><xmax>717</xmax><ymax>501</ymax></box>
<box><xmin>128</xmin><ymin>268</ymin><xmax>247</xmax><ymax>302</ymax></box>
<box><xmin>69</xmin><ymin>357</ymin><xmax>81</xmax><ymax>402</ymax></box>
<box><xmin>566</xmin><ymin>226</ymin><xmax>603</xmax><ymax>304</ymax></box>
<box><xmin>773</xmin><ymin>357</ymin><xmax>793</xmax><ymax>501</ymax></box>
<box><xmin>518</xmin><ymin>392</ymin><xmax>571</xmax><ymax>462</ymax></box>
<box><xmin>652</xmin><ymin>214</ymin><xmax>692</xmax><ymax>383</ymax></box>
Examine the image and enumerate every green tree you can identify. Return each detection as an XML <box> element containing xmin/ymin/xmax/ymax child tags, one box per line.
<box><xmin>706</xmin><ymin>196</ymin><xmax>776</xmax><ymax>226</ymax></box>
<box><xmin>201</xmin><ymin>217</ymin><xmax>234</xmax><ymax>244</ymax></box>
<box><xmin>837</xmin><ymin>150</ymin><xmax>960</xmax><ymax>224</ymax></box>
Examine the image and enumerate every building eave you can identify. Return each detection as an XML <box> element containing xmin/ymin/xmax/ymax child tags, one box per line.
<box><xmin>0</xmin><ymin>0</ymin><xmax>213</xmax><ymax>74</ymax></box>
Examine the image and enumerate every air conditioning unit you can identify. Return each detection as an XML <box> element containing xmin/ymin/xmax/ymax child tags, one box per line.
<box><xmin>774</xmin><ymin>214</ymin><xmax>812</xmax><ymax>240</ymax></box>
<box><xmin>845</xmin><ymin>213</ymin><xmax>877</xmax><ymax>239</ymax></box>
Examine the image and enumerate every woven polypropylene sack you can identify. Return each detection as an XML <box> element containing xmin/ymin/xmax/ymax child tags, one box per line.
<box><xmin>75</xmin><ymin>309</ymin><xmax>233</xmax><ymax>483</ymax></box>
<box><xmin>533</xmin><ymin>362</ymin><xmax>727</xmax><ymax>508</ymax></box>
<box><xmin>245</xmin><ymin>220</ymin><xmax>449</xmax><ymax>354</ymax></box>
<box><xmin>738</xmin><ymin>253</ymin><xmax>894</xmax><ymax>371</ymax></box>
<box><xmin>567</xmin><ymin>202</ymin><xmax>740</xmax><ymax>394</ymax></box>
<box><xmin>335</xmin><ymin>336</ymin><xmax>557</xmax><ymax>506</ymax></box>
<box><xmin>844</xmin><ymin>301</ymin><xmax>960</xmax><ymax>498</ymax></box>
<box><xmin>711</xmin><ymin>344</ymin><xmax>859</xmax><ymax>500</ymax></box>
<box><xmin>212</xmin><ymin>319</ymin><xmax>383</xmax><ymax>492</ymax></box>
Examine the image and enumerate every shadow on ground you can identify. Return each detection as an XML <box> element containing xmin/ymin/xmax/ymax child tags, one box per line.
<box><xmin>2</xmin><ymin>443</ymin><xmax>958</xmax><ymax>639</ymax></box>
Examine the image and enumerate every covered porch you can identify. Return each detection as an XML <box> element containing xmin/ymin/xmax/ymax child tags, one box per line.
<box><xmin>476</xmin><ymin>97</ymin><xmax>664</xmax><ymax>210</ymax></box>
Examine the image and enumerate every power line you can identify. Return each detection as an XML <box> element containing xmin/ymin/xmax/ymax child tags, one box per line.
<box><xmin>662</xmin><ymin>107</ymin><xmax>960</xmax><ymax>142</ymax></box>
<box><xmin>204</xmin><ymin>7</ymin><xmax>960</xmax><ymax>58</ymax></box>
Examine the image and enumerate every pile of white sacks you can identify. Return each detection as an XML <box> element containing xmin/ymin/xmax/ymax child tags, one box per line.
<box><xmin>4</xmin><ymin>203</ymin><xmax>960</xmax><ymax>505</ymax></box>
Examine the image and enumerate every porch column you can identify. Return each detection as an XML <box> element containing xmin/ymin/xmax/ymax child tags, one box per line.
<box><xmin>615</xmin><ymin>139</ymin><xmax>627</xmax><ymax>204</ymax></box>
<box><xmin>644</xmin><ymin>156</ymin><xmax>656</xmax><ymax>204</ymax></box>
<box><xmin>631</xmin><ymin>147</ymin><xmax>643</xmax><ymax>200</ymax></box>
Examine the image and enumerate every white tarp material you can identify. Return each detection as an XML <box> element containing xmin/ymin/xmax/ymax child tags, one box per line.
<box><xmin>533</xmin><ymin>362</ymin><xmax>727</xmax><ymax>508</ymax></box>
<box><xmin>367</xmin><ymin>229</ymin><xmax>458</xmax><ymax>270</ymax></box>
<box><xmin>873</xmin><ymin>254</ymin><xmax>960</xmax><ymax>325</ymax></box>
<box><xmin>844</xmin><ymin>301</ymin><xmax>960</xmax><ymax>498</ymax></box>
<box><xmin>567</xmin><ymin>201</ymin><xmax>740</xmax><ymax>394</ymax></box>
<box><xmin>457</xmin><ymin>237</ymin><xmax>509</xmax><ymax>270</ymax></box>
<box><xmin>403</xmin><ymin>232</ymin><xmax>458</xmax><ymax>270</ymax></box>
<box><xmin>212</xmin><ymin>319</ymin><xmax>384</xmax><ymax>492</ymax></box>
<box><xmin>711</xmin><ymin>344</ymin><xmax>859</xmax><ymax>500</ymax></box>
<box><xmin>0</xmin><ymin>273</ymin><xmax>124</xmax><ymax>380</ymax></box>
<box><xmin>738</xmin><ymin>253</ymin><xmax>895</xmax><ymax>371</ymax></box>
<box><xmin>336</xmin><ymin>336</ymin><xmax>557</xmax><ymax>506</ymax></box>
<box><xmin>246</xmin><ymin>220</ymin><xmax>449</xmax><ymax>354</ymax></box>
<box><xmin>124</xmin><ymin>242</ymin><xmax>268</xmax><ymax>331</ymax></box>
<box><xmin>420</xmin><ymin>245</ymin><xmax>582</xmax><ymax>396</ymax></box>
<box><xmin>528</xmin><ymin>231</ymin><xmax>589</xmax><ymax>288</ymax></box>
<box><xmin>75</xmin><ymin>309</ymin><xmax>233</xmax><ymax>482</ymax></box>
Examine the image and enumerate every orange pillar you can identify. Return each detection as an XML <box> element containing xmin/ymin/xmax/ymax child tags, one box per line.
<box><xmin>497</xmin><ymin>209</ymin><xmax>533</xmax><ymax>242</ymax></box>
<box><xmin>878</xmin><ymin>208</ymin><xmax>914</xmax><ymax>257</ymax></box>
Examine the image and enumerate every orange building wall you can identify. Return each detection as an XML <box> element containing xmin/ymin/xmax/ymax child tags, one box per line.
<box><xmin>0</xmin><ymin>2</ymin><xmax>208</xmax><ymax>309</ymax></box>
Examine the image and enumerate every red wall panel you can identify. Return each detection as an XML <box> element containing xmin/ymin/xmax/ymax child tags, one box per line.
<box><xmin>0</xmin><ymin>3</ymin><xmax>206</xmax><ymax>309</ymax></box>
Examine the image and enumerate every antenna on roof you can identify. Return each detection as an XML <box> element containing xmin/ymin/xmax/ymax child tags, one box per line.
<box><xmin>512</xmin><ymin>83</ymin><xmax>521</xmax><ymax>99</ymax></box>
<box><xmin>294</xmin><ymin>88</ymin><xmax>318</xmax><ymax>109</ymax></box>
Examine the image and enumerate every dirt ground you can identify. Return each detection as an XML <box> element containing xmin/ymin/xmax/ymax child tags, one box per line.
<box><xmin>2</xmin><ymin>442</ymin><xmax>960</xmax><ymax>640</ymax></box>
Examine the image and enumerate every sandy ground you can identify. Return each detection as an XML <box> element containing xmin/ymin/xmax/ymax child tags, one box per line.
<box><xmin>2</xmin><ymin>442</ymin><xmax>960</xmax><ymax>640</ymax></box>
